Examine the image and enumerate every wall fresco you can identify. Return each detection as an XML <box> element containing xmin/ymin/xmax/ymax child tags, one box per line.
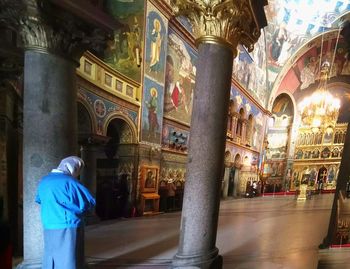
<box><xmin>164</xmin><ymin>28</ymin><xmax>197</xmax><ymax>125</ymax></box>
<box><xmin>144</xmin><ymin>3</ymin><xmax>168</xmax><ymax>84</ymax></box>
<box><xmin>104</xmin><ymin>0</ymin><xmax>144</xmax><ymax>83</ymax></box>
<box><xmin>141</xmin><ymin>76</ymin><xmax>165</xmax><ymax>144</ymax></box>
<box><xmin>230</xmin><ymin>86</ymin><xmax>266</xmax><ymax>152</ymax></box>
<box><xmin>232</xmin><ymin>32</ymin><xmax>268</xmax><ymax>108</ymax></box>
<box><xmin>140</xmin><ymin>2</ymin><xmax>168</xmax><ymax>145</ymax></box>
<box><xmin>78</xmin><ymin>86</ymin><xmax>138</xmax><ymax>136</ymax></box>
<box><xmin>225</xmin><ymin>142</ymin><xmax>260</xmax><ymax>169</ymax></box>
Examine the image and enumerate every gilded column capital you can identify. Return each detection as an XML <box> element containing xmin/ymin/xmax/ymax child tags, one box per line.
<box><xmin>0</xmin><ymin>0</ymin><xmax>108</xmax><ymax>63</ymax></box>
<box><xmin>172</xmin><ymin>0</ymin><xmax>267</xmax><ymax>56</ymax></box>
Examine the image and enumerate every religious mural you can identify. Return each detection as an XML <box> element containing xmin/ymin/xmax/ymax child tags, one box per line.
<box><xmin>104</xmin><ymin>0</ymin><xmax>144</xmax><ymax>83</ymax></box>
<box><xmin>144</xmin><ymin>3</ymin><xmax>168</xmax><ymax>84</ymax></box>
<box><xmin>276</xmin><ymin>35</ymin><xmax>350</xmax><ymax>123</ymax></box>
<box><xmin>225</xmin><ymin>143</ymin><xmax>260</xmax><ymax>172</ymax></box>
<box><xmin>164</xmin><ymin>28</ymin><xmax>197</xmax><ymax>125</ymax></box>
<box><xmin>230</xmin><ymin>86</ymin><xmax>266</xmax><ymax>152</ymax></box>
<box><xmin>232</xmin><ymin>35</ymin><xmax>268</xmax><ymax>108</ymax></box>
<box><xmin>141</xmin><ymin>76</ymin><xmax>164</xmax><ymax>144</ymax></box>
<box><xmin>265</xmin><ymin>0</ymin><xmax>350</xmax><ymax>91</ymax></box>
<box><xmin>78</xmin><ymin>86</ymin><xmax>138</xmax><ymax>136</ymax></box>
<box><xmin>140</xmin><ymin>3</ymin><xmax>168</xmax><ymax>145</ymax></box>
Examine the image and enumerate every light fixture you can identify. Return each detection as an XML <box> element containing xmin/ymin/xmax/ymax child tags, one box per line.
<box><xmin>298</xmin><ymin>31</ymin><xmax>341</xmax><ymax>133</ymax></box>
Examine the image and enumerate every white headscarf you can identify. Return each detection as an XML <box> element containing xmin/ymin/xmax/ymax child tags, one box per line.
<box><xmin>52</xmin><ymin>156</ymin><xmax>84</xmax><ymax>178</ymax></box>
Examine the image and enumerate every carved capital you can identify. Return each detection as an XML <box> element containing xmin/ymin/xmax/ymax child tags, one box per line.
<box><xmin>172</xmin><ymin>0</ymin><xmax>267</xmax><ymax>55</ymax></box>
<box><xmin>0</xmin><ymin>0</ymin><xmax>108</xmax><ymax>62</ymax></box>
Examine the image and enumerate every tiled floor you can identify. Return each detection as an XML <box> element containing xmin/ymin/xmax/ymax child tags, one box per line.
<box><xmin>85</xmin><ymin>194</ymin><xmax>336</xmax><ymax>269</ymax></box>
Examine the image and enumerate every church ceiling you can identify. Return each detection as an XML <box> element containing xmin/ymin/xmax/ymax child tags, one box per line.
<box><xmin>265</xmin><ymin>0</ymin><xmax>350</xmax><ymax>103</ymax></box>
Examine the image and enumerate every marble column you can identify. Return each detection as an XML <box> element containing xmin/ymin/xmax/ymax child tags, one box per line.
<box><xmin>4</xmin><ymin>2</ymin><xmax>109</xmax><ymax>267</ymax></box>
<box><xmin>19</xmin><ymin>48</ymin><xmax>78</xmax><ymax>269</ymax></box>
<box><xmin>172</xmin><ymin>40</ymin><xmax>233</xmax><ymax>269</ymax></box>
<box><xmin>171</xmin><ymin>1</ymin><xmax>267</xmax><ymax>268</ymax></box>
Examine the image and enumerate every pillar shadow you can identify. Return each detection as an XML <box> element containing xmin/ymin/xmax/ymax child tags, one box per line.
<box><xmin>86</xmin><ymin>232</ymin><xmax>179</xmax><ymax>268</ymax></box>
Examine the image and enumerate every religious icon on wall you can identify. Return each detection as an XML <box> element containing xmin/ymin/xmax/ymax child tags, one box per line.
<box><xmin>163</xmin><ymin>28</ymin><xmax>197</xmax><ymax>125</ymax></box>
<box><xmin>144</xmin><ymin>5</ymin><xmax>168</xmax><ymax>84</ymax></box>
<box><xmin>103</xmin><ymin>0</ymin><xmax>144</xmax><ymax>82</ymax></box>
<box><xmin>141</xmin><ymin>77</ymin><xmax>164</xmax><ymax>144</ymax></box>
<box><xmin>141</xmin><ymin>165</ymin><xmax>159</xmax><ymax>193</ymax></box>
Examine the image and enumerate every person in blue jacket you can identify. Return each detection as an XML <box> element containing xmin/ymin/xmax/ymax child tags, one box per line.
<box><xmin>36</xmin><ymin>156</ymin><xmax>96</xmax><ymax>269</ymax></box>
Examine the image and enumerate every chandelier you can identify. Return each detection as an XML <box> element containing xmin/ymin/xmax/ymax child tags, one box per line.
<box><xmin>298</xmin><ymin>60</ymin><xmax>340</xmax><ymax>133</ymax></box>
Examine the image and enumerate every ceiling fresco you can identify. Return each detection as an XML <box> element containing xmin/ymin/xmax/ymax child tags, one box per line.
<box><xmin>265</xmin><ymin>0</ymin><xmax>350</xmax><ymax>100</ymax></box>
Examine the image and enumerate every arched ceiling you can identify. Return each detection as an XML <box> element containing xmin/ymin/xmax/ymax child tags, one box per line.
<box><xmin>266</xmin><ymin>0</ymin><xmax>350</xmax><ymax>105</ymax></box>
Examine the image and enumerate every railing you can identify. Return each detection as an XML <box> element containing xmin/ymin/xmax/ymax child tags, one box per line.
<box><xmin>77</xmin><ymin>51</ymin><xmax>141</xmax><ymax>105</ymax></box>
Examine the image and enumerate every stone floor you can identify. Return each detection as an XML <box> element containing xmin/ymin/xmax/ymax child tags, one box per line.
<box><xmin>85</xmin><ymin>194</ymin><xmax>339</xmax><ymax>269</ymax></box>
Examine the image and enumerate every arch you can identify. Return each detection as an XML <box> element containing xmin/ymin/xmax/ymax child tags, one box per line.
<box><xmin>341</xmin><ymin>131</ymin><xmax>346</xmax><ymax>144</ymax></box>
<box><xmin>327</xmin><ymin>166</ymin><xmax>337</xmax><ymax>183</ymax></box>
<box><xmin>243</xmin><ymin>155</ymin><xmax>250</xmax><ymax>166</ymax></box>
<box><xmin>224</xmin><ymin>150</ymin><xmax>232</xmax><ymax>165</ymax></box>
<box><xmin>312</xmin><ymin>149</ymin><xmax>320</xmax><ymax>159</ymax></box>
<box><xmin>236</xmin><ymin>108</ymin><xmax>245</xmax><ymax>136</ymax></box>
<box><xmin>331</xmin><ymin>147</ymin><xmax>340</xmax><ymax>158</ymax></box>
<box><xmin>104</xmin><ymin>112</ymin><xmax>138</xmax><ymax>143</ymax></box>
<box><xmin>268</xmin><ymin>29</ymin><xmax>340</xmax><ymax>110</ymax></box>
<box><xmin>234</xmin><ymin>153</ymin><xmax>241</xmax><ymax>167</ymax></box>
<box><xmin>77</xmin><ymin>99</ymin><xmax>97</xmax><ymax>134</ymax></box>
<box><xmin>229</xmin><ymin>99</ymin><xmax>237</xmax><ymax>114</ymax></box>
<box><xmin>334</xmin><ymin>132</ymin><xmax>340</xmax><ymax>144</ymax></box>
<box><xmin>317</xmin><ymin>166</ymin><xmax>328</xmax><ymax>184</ymax></box>
<box><xmin>77</xmin><ymin>102</ymin><xmax>93</xmax><ymax>135</ymax></box>
<box><xmin>246</xmin><ymin>114</ymin><xmax>254</xmax><ymax>145</ymax></box>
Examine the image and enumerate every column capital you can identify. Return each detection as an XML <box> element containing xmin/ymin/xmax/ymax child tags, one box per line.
<box><xmin>172</xmin><ymin>0</ymin><xmax>268</xmax><ymax>55</ymax></box>
<box><xmin>0</xmin><ymin>0</ymin><xmax>108</xmax><ymax>62</ymax></box>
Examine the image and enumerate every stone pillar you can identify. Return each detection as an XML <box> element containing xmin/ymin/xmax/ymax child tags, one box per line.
<box><xmin>172</xmin><ymin>38</ymin><xmax>233</xmax><ymax>269</ymax></box>
<box><xmin>171</xmin><ymin>1</ymin><xmax>267</xmax><ymax>268</ymax></box>
<box><xmin>232</xmin><ymin>113</ymin><xmax>239</xmax><ymax>137</ymax></box>
<box><xmin>80</xmin><ymin>144</ymin><xmax>99</xmax><ymax>224</ymax></box>
<box><xmin>80</xmin><ymin>144</ymin><xmax>98</xmax><ymax>197</ymax></box>
<box><xmin>233</xmin><ymin>168</ymin><xmax>241</xmax><ymax>198</ymax></box>
<box><xmin>241</xmin><ymin>119</ymin><xmax>248</xmax><ymax>145</ymax></box>
<box><xmin>20</xmin><ymin>49</ymin><xmax>78</xmax><ymax>268</ymax></box>
<box><xmin>222</xmin><ymin>167</ymin><xmax>230</xmax><ymax>199</ymax></box>
<box><xmin>0</xmin><ymin>1</ymin><xmax>110</xmax><ymax>267</ymax></box>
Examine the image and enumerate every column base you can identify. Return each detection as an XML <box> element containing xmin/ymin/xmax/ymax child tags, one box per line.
<box><xmin>16</xmin><ymin>259</ymin><xmax>41</xmax><ymax>269</ymax></box>
<box><xmin>172</xmin><ymin>248</ymin><xmax>222</xmax><ymax>269</ymax></box>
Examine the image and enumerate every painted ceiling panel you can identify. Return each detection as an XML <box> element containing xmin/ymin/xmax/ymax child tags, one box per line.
<box><xmin>265</xmin><ymin>0</ymin><xmax>350</xmax><ymax>105</ymax></box>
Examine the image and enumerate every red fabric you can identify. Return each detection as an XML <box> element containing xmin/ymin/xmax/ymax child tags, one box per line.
<box><xmin>263</xmin><ymin>191</ymin><xmax>296</xmax><ymax>196</ymax></box>
<box><xmin>171</xmin><ymin>85</ymin><xmax>180</xmax><ymax>108</ymax></box>
<box><xmin>331</xmin><ymin>244</ymin><xmax>350</xmax><ymax>248</ymax></box>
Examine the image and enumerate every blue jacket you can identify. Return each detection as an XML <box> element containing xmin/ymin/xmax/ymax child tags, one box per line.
<box><xmin>35</xmin><ymin>172</ymin><xmax>96</xmax><ymax>229</ymax></box>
